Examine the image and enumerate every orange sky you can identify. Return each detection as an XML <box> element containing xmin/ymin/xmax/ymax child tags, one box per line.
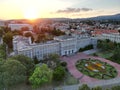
<box><xmin>0</xmin><ymin>0</ymin><xmax>120</xmax><ymax>20</ymax></box>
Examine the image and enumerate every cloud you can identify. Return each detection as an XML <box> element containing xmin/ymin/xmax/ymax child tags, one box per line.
<box><xmin>56</xmin><ymin>7</ymin><xmax>92</xmax><ymax>14</ymax></box>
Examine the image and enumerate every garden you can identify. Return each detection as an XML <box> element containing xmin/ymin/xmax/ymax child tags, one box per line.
<box><xmin>76</xmin><ymin>58</ymin><xmax>117</xmax><ymax>79</ymax></box>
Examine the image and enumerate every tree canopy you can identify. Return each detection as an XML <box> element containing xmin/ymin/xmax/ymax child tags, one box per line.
<box><xmin>53</xmin><ymin>66</ymin><xmax>65</xmax><ymax>81</ymax></box>
<box><xmin>0</xmin><ymin>59</ymin><xmax>26</xmax><ymax>89</ymax></box>
<box><xmin>0</xmin><ymin>44</ymin><xmax>6</xmax><ymax>59</ymax></box>
<box><xmin>29</xmin><ymin>64</ymin><xmax>52</xmax><ymax>88</ymax></box>
<box><xmin>0</xmin><ymin>27</ymin><xmax>4</xmax><ymax>37</ymax></box>
<box><xmin>11</xmin><ymin>55</ymin><xmax>35</xmax><ymax>76</ymax></box>
<box><xmin>3</xmin><ymin>32</ymin><xmax>13</xmax><ymax>48</ymax></box>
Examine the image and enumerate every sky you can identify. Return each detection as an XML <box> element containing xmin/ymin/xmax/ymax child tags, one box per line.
<box><xmin>0</xmin><ymin>0</ymin><xmax>120</xmax><ymax>20</ymax></box>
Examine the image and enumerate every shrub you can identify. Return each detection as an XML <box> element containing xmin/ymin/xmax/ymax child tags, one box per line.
<box><xmin>60</xmin><ymin>62</ymin><xmax>67</xmax><ymax>67</ymax></box>
<box><xmin>93</xmin><ymin>53</ymin><xmax>98</xmax><ymax>56</ymax></box>
<box><xmin>79</xmin><ymin>48</ymin><xmax>84</xmax><ymax>52</ymax></box>
<box><xmin>79</xmin><ymin>44</ymin><xmax>93</xmax><ymax>52</ymax></box>
<box><xmin>79</xmin><ymin>84</ymin><xmax>90</xmax><ymax>90</ymax></box>
<box><xmin>92</xmin><ymin>86</ymin><xmax>102</xmax><ymax>90</ymax></box>
<box><xmin>33</xmin><ymin>56</ymin><xmax>39</xmax><ymax>64</ymax></box>
<box><xmin>111</xmin><ymin>85</ymin><xmax>120</xmax><ymax>90</ymax></box>
<box><xmin>53</xmin><ymin>66</ymin><xmax>66</xmax><ymax>81</ymax></box>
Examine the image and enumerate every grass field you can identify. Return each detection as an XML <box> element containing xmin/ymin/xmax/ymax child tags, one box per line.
<box><xmin>92</xmin><ymin>50</ymin><xmax>113</xmax><ymax>59</ymax></box>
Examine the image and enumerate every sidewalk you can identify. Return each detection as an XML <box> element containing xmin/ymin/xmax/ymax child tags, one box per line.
<box><xmin>55</xmin><ymin>77</ymin><xmax>120</xmax><ymax>90</ymax></box>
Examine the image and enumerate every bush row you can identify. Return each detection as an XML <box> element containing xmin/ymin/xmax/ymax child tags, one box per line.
<box><xmin>79</xmin><ymin>84</ymin><xmax>120</xmax><ymax>90</ymax></box>
<box><xmin>79</xmin><ymin>44</ymin><xmax>93</xmax><ymax>52</ymax></box>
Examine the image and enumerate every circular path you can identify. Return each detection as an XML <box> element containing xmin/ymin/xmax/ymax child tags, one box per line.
<box><xmin>61</xmin><ymin>53</ymin><xmax>120</xmax><ymax>84</ymax></box>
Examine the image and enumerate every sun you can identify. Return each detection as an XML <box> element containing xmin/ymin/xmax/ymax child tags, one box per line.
<box><xmin>24</xmin><ymin>8</ymin><xmax>39</xmax><ymax>20</ymax></box>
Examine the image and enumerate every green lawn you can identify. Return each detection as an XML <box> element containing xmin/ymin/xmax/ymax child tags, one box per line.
<box><xmin>64</xmin><ymin>72</ymin><xmax>79</xmax><ymax>85</ymax></box>
<box><xmin>93</xmin><ymin>51</ymin><xmax>113</xmax><ymax>59</ymax></box>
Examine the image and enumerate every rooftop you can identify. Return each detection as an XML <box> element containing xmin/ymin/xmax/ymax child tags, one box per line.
<box><xmin>54</xmin><ymin>35</ymin><xmax>75</xmax><ymax>41</ymax></box>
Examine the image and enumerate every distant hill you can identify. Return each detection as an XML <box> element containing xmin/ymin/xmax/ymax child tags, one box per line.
<box><xmin>82</xmin><ymin>13</ymin><xmax>120</xmax><ymax>21</ymax></box>
<box><xmin>49</xmin><ymin>14</ymin><xmax>120</xmax><ymax>21</ymax></box>
<box><xmin>2</xmin><ymin>13</ymin><xmax>120</xmax><ymax>22</ymax></box>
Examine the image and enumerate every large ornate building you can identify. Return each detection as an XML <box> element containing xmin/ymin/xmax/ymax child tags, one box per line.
<box><xmin>13</xmin><ymin>35</ymin><xmax>97</xmax><ymax>59</ymax></box>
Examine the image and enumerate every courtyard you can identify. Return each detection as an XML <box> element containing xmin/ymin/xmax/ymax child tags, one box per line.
<box><xmin>61</xmin><ymin>53</ymin><xmax>120</xmax><ymax>84</ymax></box>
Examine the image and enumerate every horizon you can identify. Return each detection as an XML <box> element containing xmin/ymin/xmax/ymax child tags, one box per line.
<box><xmin>1</xmin><ymin>13</ymin><xmax>120</xmax><ymax>21</ymax></box>
<box><xmin>0</xmin><ymin>0</ymin><xmax>120</xmax><ymax>20</ymax></box>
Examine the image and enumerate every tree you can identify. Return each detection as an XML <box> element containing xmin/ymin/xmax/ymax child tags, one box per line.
<box><xmin>0</xmin><ymin>50</ymin><xmax>6</xmax><ymax>59</ymax></box>
<box><xmin>118</xmin><ymin>29</ymin><xmax>120</xmax><ymax>35</ymax></box>
<box><xmin>24</xmin><ymin>32</ymin><xmax>33</xmax><ymax>37</ymax></box>
<box><xmin>3</xmin><ymin>27</ymin><xmax>11</xmax><ymax>33</ymax></box>
<box><xmin>0</xmin><ymin>59</ymin><xmax>26</xmax><ymax>89</ymax></box>
<box><xmin>47</xmin><ymin>54</ymin><xmax>60</xmax><ymax>65</ymax></box>
<box><xmin>29</xmin><ymin>64</ymin><xmax>52</xmax><ymax>88</ymax></box>
<box><xmin>11</xmin><ymin>55</ymin><xmax>35</xmax><ymax>76</ymax></box>
<box><xmin>0</xmin><ymin>44</ymin><xmax>6</xmax><ymax>59</ymax></box>
<box><xmin>53</xmin><ymin>66</ymin><xmax>65</xmax><ymax>81</ymax></box>
<box><xmin>97</xmin><ymin>40</ymin><xmax>102</xmax><ymax>49</ymax></box>
<box><xmin>12</xmin><ymin>30</ymin><xmax>19</xmax><ymax>36</ymax></box>
<box><xmin>112</xmin><ymin>85</ymin><xmax>120</xmax><ymax>90</ymax></box>
<box><xmin>51</xmin><ymin>29</ymin><xmax>65</xmax><ymax>36</ymax></box>
<box><xmin>111</xmin><ymin>46</ymin><xmax>120</xmax><ymax>64</ymax></box>
<box><xmin>92</xmin><ymin>86</ymin><xmax>102</xmax><ymax>90</ymax></box>
<box><xmin>60</xmin><ymin>61</ymin><xmax>67</xmax><ymax>67</ymax></box>
<box><xmin>21</xmin><ymin>27</ymin><xmax>29</xmax><ymax>31</ymax></box>
<box><xmin>79</xmin><ymin>84</ymin><xmax>90</xmax><ymax>90</ymax></box>
<box><xmin>24</xmin><ymin>32</ymin><xmax>34</xmax><ymax>43</ymax></box>
<box><xmin>3</xmin><ymin>32</ymin><xmax>13</xmax><ymax>48</ymax></box>
<box><xmin>0</xmin><ymin>27</ymin><xmax>4</xmax><ymax>37</ymax></box>
<box><xmin>33</xmin><ymin>25</ymin><xmax>40</xmax><ymax>34</ymax></box>
<box><xmin>44</xmin><ymin>54</ymin><xmax>60</xmax><ymax>69</ymax></box>
<box><xmin>33</xmin><ymin>56</ymin><xmax>39</xmax><ymax>64</ymax></box>
<box><xmin>97</xmin><ymin>39</ymin><xmax>113</xmax><ymax>51</ymax></box>
<box><xmin>37</xmin><ymin>34</ymin><xmax>46</xmax><ymax>43</ymax></box>
<box><xmin>0</xmin><ymin>59</ymin><xmax>5</xmax><ymax>89</ymax></box>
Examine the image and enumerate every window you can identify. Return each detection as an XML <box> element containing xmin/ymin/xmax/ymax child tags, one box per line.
<box><xmin>65</xmin><ymin>51</ymin><xmax>67</xmax><ymax>55</ymax></box>
<box><xmin>69</xmin><ymin>51</ymin><xmax>71</xmax><ymax>54</ymax></box>
<box><xmin>72</xmin><ymin>50</ymin><xmax>74</xmax><ymax>53</ymax></box>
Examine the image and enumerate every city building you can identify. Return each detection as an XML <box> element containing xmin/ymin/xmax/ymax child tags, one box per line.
<box><xmin>0</xmin><ymin>21</ymin><xmax>6</xmax><ymax>27</ymax></box>
<box><xmin>98</xmin><ymin>33</ymin><xmax>120</xmax><ymax>43</ymax></box>
<box><xmin>8</xmin><ymin>24</ymin><xmax>33</xmax><ymax>31</ymax></box>
<box><xmin>13</xmin><ymin>35</ymin><xmax>97</xmax><ymax>60</ymax></box>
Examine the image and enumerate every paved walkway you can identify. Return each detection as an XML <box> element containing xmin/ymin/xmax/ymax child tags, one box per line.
<box><xmin>55</xmin><ymin>77</ymin><xmax>120</xmax><ymax>90</ymax></box>
<box><xmin>61</xmin><ymin>53</ymin><xmax>120</xmax><ymax>84</ymax></box>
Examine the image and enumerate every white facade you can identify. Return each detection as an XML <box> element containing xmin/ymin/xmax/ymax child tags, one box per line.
<box><xmin>0</xmin><ymin>21</ymin><xmax>6</xmax><ymax>27</ymax></box>
<box><xmin>97</xmin><ymin>33</ymin><xmax>120</xmax><ymax>43</ymax></box>
<box><xmin>54</xmin><ymin>35</ymin><xmax>77</xmax><ymax>56</ymax></box>
<box><xmin>13</xmin><ymin>35</ymin><xmax>97</xmax><ymax>59</ymax></box>
<box><xmin>8</xmin><ymin>24</ymin><xmax>33</xmax><ymax>31</ymax></box>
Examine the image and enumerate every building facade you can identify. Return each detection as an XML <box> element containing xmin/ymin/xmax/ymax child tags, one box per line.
<box><xmin>13</xmin><ymin>35</ymin><xmax>97</xmax><ymax>59</ymax></box>
<box><xmin>97</xmin><ymin>33</ymin><xmax>120</xmax><ymax>43</ymax></box>
<box><xmin>8</xmin><ymin>24</ymin><xmax>33</xmax><ymax>31</ymax></box>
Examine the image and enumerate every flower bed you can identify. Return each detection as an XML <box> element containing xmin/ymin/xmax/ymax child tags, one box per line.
<box><xmin>76</xmin><ymin>59</ymin><xmax>117</xmax><ymax>79</ymax></box>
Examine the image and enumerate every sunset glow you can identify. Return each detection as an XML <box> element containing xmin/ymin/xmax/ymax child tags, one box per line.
<box><xmin>0</xmin><ymin>0</ymin><xmax>120</xmax><ymax>20</ymax></box>
<box><xmin>23</xmin><ymin>8</ymin><xmax>39</xmax><ymax>20</ymax></box>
